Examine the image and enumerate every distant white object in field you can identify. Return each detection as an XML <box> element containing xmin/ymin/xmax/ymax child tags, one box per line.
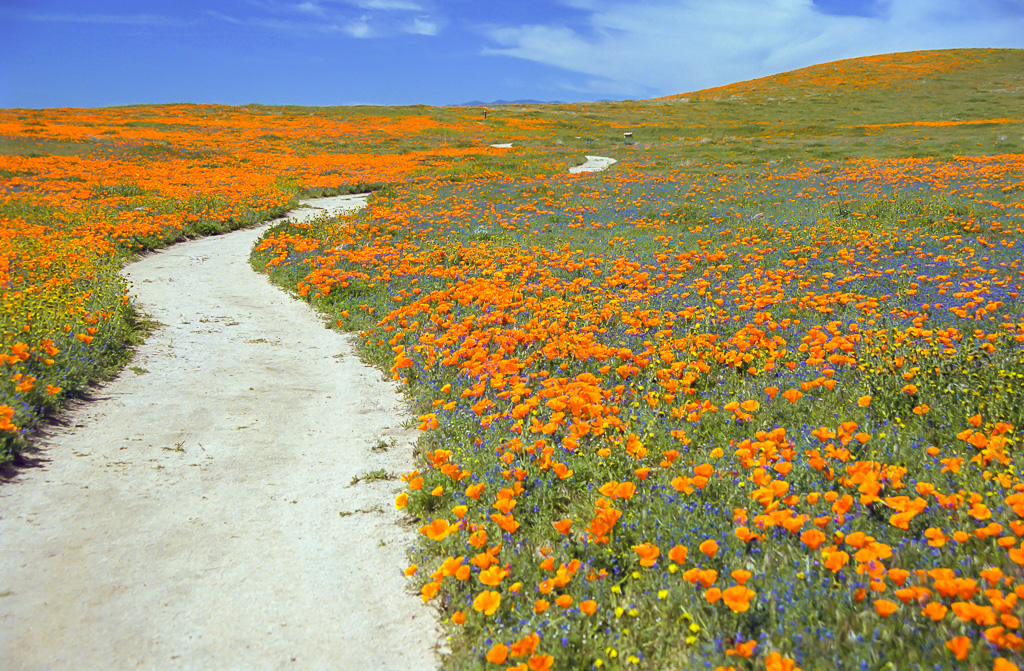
<box><xmin>489</xmin><ymin>143</ymin><xmax>513</xmax><ymax>148</ymax></box>
<box><xmin>570</xmin><ymin>155</ymin><xmax>617</xmax><ymax>174</ymax></box>
<box><xmin>287</xmin><ymin>193</ymin><xmax>370</xmax><ymax>223</ymax></box>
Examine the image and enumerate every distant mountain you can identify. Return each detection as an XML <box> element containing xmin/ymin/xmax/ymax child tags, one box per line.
<box><xmin>452</xmin><ymin>99</ymin><xmax>566</xmax><ymax>107</ymax></box>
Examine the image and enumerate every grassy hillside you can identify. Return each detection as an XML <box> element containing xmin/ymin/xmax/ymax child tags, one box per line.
<box><xmin>4</xmin><ymin>48</ymin><xmax>1024</xmax><ymax>670</ymax></box>
<box><xmin>443</xmin><ymin>47</ymin><xmax>1024</xmax><ymax>166</ymax></box>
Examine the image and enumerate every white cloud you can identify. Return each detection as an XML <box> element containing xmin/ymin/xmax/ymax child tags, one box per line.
<box><xmin>208</xmin><ymin>9</ymin><xmax>329</xmax><ymax>33</ymax></box>
<box><xmin>558</xmin><ymin>77</ymin><xmax>649</xmax><ymax>97</ymax></box>
<box><xmin>343</xmin><ymin>16</ymin><xmax>374</xmax><ymax>37</ymax></box>
<box><xmin>294</xmin><ymin>2</ymin><xmax>328</xmax><ymax>17</ymax></box>
<box><xmin>481</xmin><ymin>0</ymin><xmax>1024</xmax><ymax>96</ymax></box>
<box><xmin>211</xmin><ymin>0</ymin><xmax>429</xmax><ymax>38</ymax></box>
<box><xmin>348</xmin><ymin>0</ymin><xmax>422</xmax><ymax>10</ymax></box>
<box><xmin>405</xmin><ymin>16</ymin><xmax>440</xmax><ymax>35</ymax></box>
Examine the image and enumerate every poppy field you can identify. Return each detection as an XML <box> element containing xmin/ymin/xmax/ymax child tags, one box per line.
<box><xmin>6</xmin><ymin>48</ymin><xmax>1024</xmax><ymax>670</ymax></box>
<box><xmin>0</xmin><ymin>102</ymin><xmax>505</xmax><ymax>457</ymax></box>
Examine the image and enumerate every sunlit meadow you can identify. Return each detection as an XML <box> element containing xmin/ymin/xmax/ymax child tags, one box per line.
<box><xmin>6</xmin><ymin>48</ymin><xmax>1024</xmax><ymax>670</ymax></box>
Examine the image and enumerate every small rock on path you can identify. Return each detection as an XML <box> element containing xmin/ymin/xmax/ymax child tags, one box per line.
<box><xmin>0</xmin><ymin>196</ymin><xmax>440</xmax><ymax>670</ymax></box>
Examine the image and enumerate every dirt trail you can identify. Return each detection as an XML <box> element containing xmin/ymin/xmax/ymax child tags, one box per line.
<box><xmin>0</xmin><ymin>195</ymin><xmax>440</xmax><ymax>670</ymax></box>
<box><xmin>569</xmin><ymin>155</ymin><xmax>617</xmax><ymax>173</ymax></box>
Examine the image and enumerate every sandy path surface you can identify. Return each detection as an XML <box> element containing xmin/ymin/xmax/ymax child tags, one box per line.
<box><xmin>569</xmin><ymin>155</ymin><xmax>617</xmax><ymax>173</ymax></box>
<box><xmin>0</xmin><ymin>195</ymin><xmax>440</xmax><ymax>670</ymax></box>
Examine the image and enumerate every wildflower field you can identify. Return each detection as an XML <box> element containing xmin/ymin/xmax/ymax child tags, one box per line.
<box><xmin>7</xmin><ymin>48</ymin><xmax>1024</xmax><ymax>670</ymax></box>
<box><xmin>0</xmin><ymin>102</ymin><xmax>502</xmax><ymax>455</ymax></box>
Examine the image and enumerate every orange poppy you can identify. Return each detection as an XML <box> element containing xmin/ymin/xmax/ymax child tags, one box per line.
<box><xmin>479</xmin><ymin>566</ymin><xmax>508</xmax><ymax>587</ymax></box>
<box><xmin>472</xmin><ymin>590</ymin><xmax>501</xmax><ymax>616</ymax></box>
<box><xmin>486</xmin><ymin>644</ymin><xmax>508</xmax><ymax>664</ymax></box>
<box><xmin>420</xmin><ymin>518</ymin><xmax>452</xmax><ymax>541</ymax></box>
<box><xmin>527</xmin><ymin>654</ymin><xmax>553</xmax><ymax>671</ymax></box>
<box><xmin>944</xmin><ymin>636</ymin><xmax>970</xmax><ymax>660</ymax></box>
<box><xmin>552</xmin><ymin>518</ymin><xmax>572</xmax><ymax>535</ymax></box>
<box><xmin>874</xmin><ymin>599</ymin><xmax>898</xmax><ymax>617</ymax></box>
<box><xmin>781</xmin><ymin>389</ymin><xmax>803</xmax><ymax>403</ymax></box>
<box><xmin>511</xmin><ymin>633</ymin><xmax>539</xmax><ymax>657</ymax></box>
<box><xmin>699</xmin><ymin>539</ymin><xmax>719</xmax><ymax>558</ymax></box>
<box><xmin>668</xmin><ymin>544</ymin><xmax>688</xmax><ymax>565</ymax></box>
<box><xmin>922</xmin><ymin>602</ymin><xmax>948</xmax><ymax>621</ymax></box>
<box><xmin>632</xmin><ymin>542</ymin><xmax>660</xmax><ymax>567</ymax></box>
<box><xmin>721</xmin><ymin>585</ymin><xmax>756</xmax><ymax>612</ymax></box>
<box><xmin>725</xmin><ymin>639</ymin><xmax>756</xmax><ymax>658</ymax></box>
<box><xmin>764</xmin><ymin>652</ymin><xmax>801</xmax><ymax>671</ymax></box>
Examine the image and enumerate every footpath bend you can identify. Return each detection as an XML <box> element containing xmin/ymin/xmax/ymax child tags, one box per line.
<box><xmin>0</xmin><ymin>195</ymin><xmax>439</xmax><ymax>670</ymax></box>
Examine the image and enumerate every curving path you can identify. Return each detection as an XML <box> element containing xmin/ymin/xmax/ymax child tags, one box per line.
<box><xmin>0</xmin><ymin>195</ymin><xmax>439</xmax><ymax>670</ymax></box>
<box><xmin>569</xmin><ymin>155</ymin><xmax>617</xmax><ymax>174</ymax></box>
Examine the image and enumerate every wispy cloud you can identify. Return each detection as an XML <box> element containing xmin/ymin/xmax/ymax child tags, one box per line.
<box><xmin>352</xmin><ymin>0</ymin><xmax>422</xmax><ymax>10</ymax></box>
<box><xmin>207</xmin><ymin>10</ymin><xmax>311</xmax><ymax>33</ymax></box>
<box><xmin>556</xmin><ymin>77</ymin><xmax>648</xmax><ymax>97</ymax></box>
<box><xmin>211</xmin><ymin>0</ymin><xmax>437</xmax><ymax>38</ymax></box>
<box><xmin>257</xmin><ymin>0</ymin><xmax>422</xmax><ymax>16</ymax></box>
<box><xmin>293</xmin><ymin>2</ymin><xmax>329</xmax><ymax>17</ymax></box>
<box><xmin>481</xmin><ymin>0</ymin><xmax>1024</xmax><ymax>97</ymax></box>
<box><xmin>0</xmin><ymin>8</ymin><xmax>189</xmax><ymax>28</ymax></box>
<box><xmin>343</xmin><ymin>16</ymin><xmax>374</xmax><ymax>37</ymax></box>
<box><xmin>405</xmin><ymin>16</ymin><xmax>440</xmax><ymax>35</ymax></box>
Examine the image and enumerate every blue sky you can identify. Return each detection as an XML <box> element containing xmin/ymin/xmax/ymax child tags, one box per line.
<box><xmin>2</xmin><ymin>0</ymin><xmax>1023</xmax><ymax>108</ymax></box>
